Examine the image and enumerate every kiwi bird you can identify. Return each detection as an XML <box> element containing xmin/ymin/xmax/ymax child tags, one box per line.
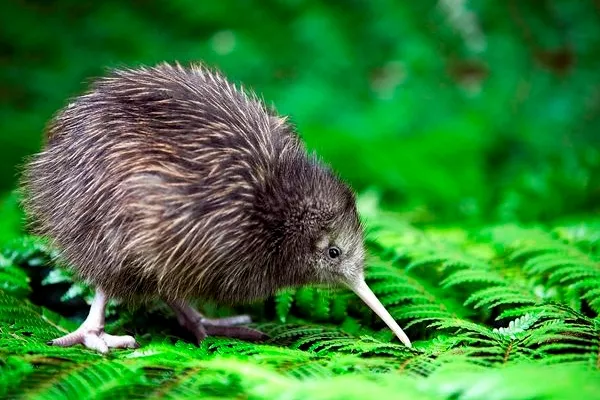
<box><xmin>20</xmin><ymin>62</ymin><xmax>412</xmax><ymax>353</ymax></box>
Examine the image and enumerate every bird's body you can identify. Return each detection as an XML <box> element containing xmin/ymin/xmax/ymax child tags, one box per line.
<box><xmin>21</xmin><ymin>63</ymin><xmax>412</xmax><ymax>352</ymax></box>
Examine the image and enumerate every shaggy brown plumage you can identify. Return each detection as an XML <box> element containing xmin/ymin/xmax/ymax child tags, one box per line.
<box><xmin>20</xmin><ymin>62</ymin><xmax>411</xmax><ymax>352</ymax></box>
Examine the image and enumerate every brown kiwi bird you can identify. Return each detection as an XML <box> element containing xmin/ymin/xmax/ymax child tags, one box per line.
<box><xmin>20</xmin><ymin>62</ymin><xmax>412</xmax><ymax>353</ymax></box>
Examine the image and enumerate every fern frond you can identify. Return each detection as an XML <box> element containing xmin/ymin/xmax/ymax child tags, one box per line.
<box><xmin>2</xmin><ymin>235</ymin><xmax>58</xmax><ymax>265</ymax></box>
<box><xmin>3</xmin><ymin>195</ymin><xmax>600</xmax><ymax>398</ymax></box>
<box><xmin>493</xmin><ymin>313</ymin><xmax>540</xmax><ymax>339</ymax></box>
<box><xmin>440</xmin><ymin>268</ymin><xmax>506</xmax><ymax>288</ymax></box>
<box><xmin>552</xmin><ymin>219</ymin><xmax>600</xmax><ymax>255</ymax></box>
<box><xmin>465</xmin><ymin>286</ymin><xmax>538</xmax><ymax>309</ymax></box>
<box><xmin>0</xmin><ymin>262</ymin><xmax>31</xmax><ymax>299</ymax></box>
<box><xmin>0</xmin><ymin>356</ymin><xmax>33</xmax><ymax>398</ymax></box>
<box><xmin>274</xmin><ymin>289</ymin><xmax>296</xmax><ymax>323</ymax></box>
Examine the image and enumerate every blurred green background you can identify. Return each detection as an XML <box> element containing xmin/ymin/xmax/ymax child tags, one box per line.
<box><xmin>1</xmin><ymin>0</ymin><xmax>599</xmax><ymax>224</ymax></box>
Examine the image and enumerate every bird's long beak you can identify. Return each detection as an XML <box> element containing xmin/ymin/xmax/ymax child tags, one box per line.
<box><xmin>349</xmin><ymin>279</ymin><xmax>412</xmax><ymax>347</ymax></box>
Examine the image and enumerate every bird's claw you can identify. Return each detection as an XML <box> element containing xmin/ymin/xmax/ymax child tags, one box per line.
<box><xmin>48</xmin><ymin>327</ymin><xmax>138</xmax><ymax>354</ymax></box>
<box><xmin>202</xmin><ymin>323</ymin><xmax>269</xmax><ymax>341</ymax></box>
<box><xmin>174</xmin><ymin>309</ymin><xmax>268</xmax><ymax>343</ymax></box>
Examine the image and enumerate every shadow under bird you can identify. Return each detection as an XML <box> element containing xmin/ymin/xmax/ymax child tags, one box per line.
<box><xmin>20</xmin><ymin>62</ymin><xmax>412</xmax><ymax>353</ymax></box>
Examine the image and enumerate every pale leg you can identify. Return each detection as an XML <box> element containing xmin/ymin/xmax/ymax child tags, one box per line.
<box><xmin>48</xmin><ymin>289</ymin><xmax>138</xmax><ymax>353</ymax></box>
<box><xmin>167</xmin><ymin>300</ymin><xmax>267</xmax><ymax>343</ymax></box>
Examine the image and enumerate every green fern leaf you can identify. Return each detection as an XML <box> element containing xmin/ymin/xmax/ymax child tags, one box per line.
<box><xmin>440</xmin><ymin>268</ymin><xmax>506</xmax><ymax>289</ymax></box>
<box><xmin>493</xmin><ymin>313</ymin><xmax>540</xmax><ymax>339</ymax></box>
<box><xmin>465</xmin><ymin>286</ymin><xmax>538</xmax><ymax>309</ymax></box>
<box><xmin>274</xmin><ymin>289</ymin><xmax>296</xmax><ymax>323</ymax></box>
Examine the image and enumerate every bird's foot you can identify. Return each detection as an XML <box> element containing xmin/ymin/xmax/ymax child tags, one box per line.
<box><xmin>169</xmin><ymin>302</ymin><xmax>268</xmax><ymax>343</ymax></box>
<box><xmin>48</xmin><ymin>326</ymin><xmax>138</xmax><ymax>354</ymax></box>
<box><xmin>201</xmin><ymin>315</ymin><xmax>268</xmax><ymax>342</ymax></box>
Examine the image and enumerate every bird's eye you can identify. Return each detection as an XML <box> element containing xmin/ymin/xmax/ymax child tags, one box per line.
<box><xmin>328</xmin><ymin>246</ymin><xmax>341</xmax><ymax>259</ymax></box>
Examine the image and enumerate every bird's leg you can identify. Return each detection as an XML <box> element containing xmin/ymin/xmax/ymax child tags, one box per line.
<box><xmin>48</xmin><ymin>289</ymin><xmax>138</xmax><ymax>353</ymax></box>
<box><xmin>167</xmin><ymin>300</ymin><xmax>267</xmax><ymax>343</ymax></box>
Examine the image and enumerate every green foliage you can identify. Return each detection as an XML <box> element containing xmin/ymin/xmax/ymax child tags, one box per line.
<box><xmin>2</xmin><ymin>195</ymin><xmax>600</xmax><ymax>399</ymax></box>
